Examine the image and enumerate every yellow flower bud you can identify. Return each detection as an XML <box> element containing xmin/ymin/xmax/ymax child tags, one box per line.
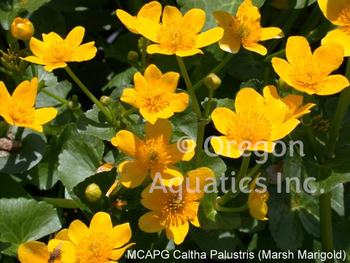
<box><xmin>11</xmin><ymin>17</ymin><xmax>34</xmax><ymax>41</ymax></box>
<box><xmin>204</xmin><ymin>73</ymin><xmax>222</xmax><ymax>91</ymax></box>
<box><xmin>85</xmin><ymin>183</ymin><xmax>102</xmax><ymax>203</ymax></box>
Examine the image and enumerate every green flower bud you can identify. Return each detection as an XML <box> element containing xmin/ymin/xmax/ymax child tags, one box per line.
<box><xmin>127</xmin><ymin>51</ymin><xmax>139</xmax><ymax>63</ymax></box>
<box><xmin>85</xmin><ymin>183</ymin><xmax>102</xmax><ymax>203</ymax></box>
<box><xmin>100</xmin><ymin>95</ymin><xmax>111</xmax><ymax>106</ymax></box>
<box><xmin>204</xmin><ymin>73</ymin><xmax>222</xmax><ymax>91</ymax></box>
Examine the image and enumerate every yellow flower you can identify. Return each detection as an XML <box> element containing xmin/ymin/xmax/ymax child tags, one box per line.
<box><xmin>0</xmin><ymin>78</ymin><xmax>58</xmax><ymax>132</ymax></box>
<box><xmin>136</xmin><ymin>6</ymin><xmax>224</xmax><ymax>56</ymax></box>
<box><xmin>139</xmin><ymin>167</ymin><xmax>214</xmax><ymax>245</ymax></box>
<box><xmin>11</xmin><ymin>17</ymin><xmax>34</xmax><ymax>41</ymax></box>
<box><xmin>213</xmin><ymin>0</ymin><xmax>283</xmax><ymax>55</ymax></box>
<box><xmin>248</xmin><ymin>175</ymin><xmax>269</xmax><ymax>221</ymax></box>
<box><xmin>318</xmin><ymin>0</ymin><xmax>350</xmax><ymax>56</ymax></box>
<box><xmin>65</xmin><ymin>212</ymin><xmax>134</xmax><ymax>263</ymax></box>
<box><xmin>263</xmin><ymin>85</ymin><xmax>315</xmax><ymax>121</ymax></box>
<box><xmin>272</xmin><ymin>36</ymin><xmax>349</xmax><ymax>95</ymax></box>
<box><xmin>210</xmin><ymin>88</ymin><xmax>300</xmax><ymax>158</ymax></box>
<box><xmin>22</xmin><ymin>26</ymin><xmax>97</xmax><ymax>72</ymax></box>
<box><xmin>121</xmin><ymin>64</ymin><xmax>189</xmax><ymax>124</ymax></box>
<box><xmin>116</xmin><ymin>1</ymin><xmax>162</xmax><ymax>34</ymax></box>
<box><xmin>18</xmin><ymin>230</ymin><xmax>75</xmax><ymax>263</ymax></box>
<box><xmin>111</xmin><ymin>119</ymin><xmax>196</xmax><ymax>188</ymax></box>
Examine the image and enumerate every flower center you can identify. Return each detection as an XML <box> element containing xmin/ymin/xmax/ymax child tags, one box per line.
<box><xmin>289</xmin><ymin>59</ymin><xmax>325</xmax><ymax>93</ymax></box>
<box><xmin>9</xmin><ymin>103</ymin><xmax>35</xmax><ymax>125</ymax></box>
<box><xmin>139</xmin><ymin>137</ymin><xmax>171</xmax><ymax>166</ymax></box>
<box><xmin>232</xmin><ymin>15</ymin><xmax>262</xmax><ymax>47</ymax></box>
<box><xmin>226</xmin><ymin>111</ymin><xmax>272</xmax><ymax>146</ymax></box>
<box><xmin>338</xmin><ymin>1</ymin><xmax>350</xmax><ymax>25</ymax></box>
<box><xmin>157</xmin><ymin>21</ymin><xmax>197</xmax><ymax>53</ymax></box>
<box><xmin>141</xmin><ymin>87</ymin><xmax>169</xmax><ymax>114</ymax></box>
<box><xmin>74</xmin><ymin>232</ymin><xmax>115</xmax><ymax>263</ymax></box>
<box><xmin>44</xmin><ymin>41</ymin><xmax>74</xmax><ymax>64</ymax></box>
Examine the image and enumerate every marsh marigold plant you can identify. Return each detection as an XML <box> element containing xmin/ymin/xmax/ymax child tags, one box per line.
<box><xmin>121</xmin><ymin>64</ymin><xmax>189</xmax><ymax>124</ymax></box>
<box><xmin>139</xmin><ymin>167</ymin><xmax>215</xmax><ymax>245</ymax></box>
<box><xmin>248</xmin><ymin>175</ymin><xmax>269</xmax><ymax>221</ymax></box>
<box><xmin>136</xmin><ymin>5</ymin><xmax>224</xmax><ymax>56</ymax></box>
<box><xmin>213</xmin><ymin>0</ymin><xmax>283</xmax><ymax>55</ymax></box>
<box><xmin>23</xmin><ymin>26</ymin><xmax>97</xmax><ymax>72</ymax></box>
<box><xmin>272</xmin><ymin>36</ymin><xmax>349</xmax><ymax>95</ymax></box>
<box><xmin>111</xmin><ymin>119</ymin><xmax>196</xmax><ymax>188</ymax></box>
<box><xmin>210</xmin><ymin>88</ymin><xmax>300</xmax><ymax>158</ymax></box>
<box><xmin>0</xmin><ymin>78</ymin><xmax>57</xmax><ymax>132</ymax></box>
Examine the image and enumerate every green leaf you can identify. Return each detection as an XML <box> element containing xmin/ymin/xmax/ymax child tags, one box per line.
<box><xmin>72</xmin><ymin>171</ymin><xmax>116</xmax><ymax>213</ymax></box>
<box><xmin>331</xmin><ymin>184</ymin><xmax>345</xmax><ymax>217</ymax></box>
<box><xmin>0</xmin><ymin>128</ymin><xmax>47</xmax><ymax>174</ymax></box>
<box><xmin>58</xmin><ymin>125</ymin><xmax>105</xmax><ymax>192</ymax></box>
<box><xmin>190</xmin><ymin>227</ymin><xmax>237</xmax><ymax>260</ymax></box>
<box><xmin>198</xmin><ymin>190</ymin><xmax>241</xmax><ymax>230</ymax></box>
<box><xmin>198</xmin><ymin>152</ymin><xmax>227</xmax><ymax>179</ymax></box>
<box><xmin>30</xmin><ymin>6</ymin><xmax>66</xmax><ymax>36</ymax></box>
<box><xmin>293</xmin><ymin>0</ymin><xmax>316</xmax><ymax>9</ymax></box>
<box><xmin>201</xmin><ymin>98</ymin><xmax>235</xmax><ymax>113</ymax></box>
<box><xmin>0</xmin><ymin>174</ymin><xmax>30</xmax><ymax>198</ymax></box>
<box><xmin>0</xmin><ymin>198</ymin><xmax>61</xmax><ymax>256</ymax></box>
<box><xmin>15</xmin><ymin>0</ymin><xmax>51</xmax><ymax>12</ymax></box>
<box><xmin>178</xmin><ymin>0</ymin><xmax>266</xmax><ymax>30</ymax></box>
<box><xmin>77</xmin><ymin>105</ymin><xmax>118</xmax><ymax>141</ymax></box>
<box><xmin>36</xmin><ymin>81</ymin><xmax>71</xmax><ymax>108</ymax></box>
<box><xmin>171</xmin><ymin>101</ymin><xmax>198</xmax><ymax>141</ymax></box>
<box><xmin>105</xmin><ymin>67</ymin><xmax>138</xmax><ymax>93</ymax></box>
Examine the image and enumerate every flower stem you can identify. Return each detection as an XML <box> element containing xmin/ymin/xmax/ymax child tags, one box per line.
<box><xmin>141</xmin><ymin>37</ymin><xmax>149</xmax><ymax>71</ymax></box>
<box><xmin>39</xmin><ymin>197</ymin><xmax>79</xmax><ymax>209</ymax></box>
<box><xmin>176</xmin><ymin>56</ymin><xmax>202</xmax><ymax>120</ymax></box>
<box><xmin>319</xmin><ymin>192</ymin><xmax>334</xmax><ymax>263</ymax></box>
<box><xmin>218</xmin><ymin>154</ymin><xmax>251</xmax><ymax>206</ymax></box>
<box><xmin>14</xmin><ymin>127</ymin><xmax>24</xmax><ymax>141</ymax></box>
<box><xmin>64</xmin><ymin>66</ymin><xmax>115</xmax><ymax>124</ymax></box>
<box><xmin>325</xmin><ymin>59</ymin><xmax>350</xmax><ymax>159</ymax></box>
<box><xmin>193</xmin><ymin>53</ymin><xmax>233</xmax><ymax>91</ymax></box>
<box><xmin>41</xmin><ymin>88</ymin><xmax>69</xmax><ymax>105</ymax></box>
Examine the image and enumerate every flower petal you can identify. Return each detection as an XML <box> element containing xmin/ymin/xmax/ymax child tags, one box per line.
<box><xmin>317</xmin><ymin>75</ymin><xmax>350</xmax><ymax>95</ymax></box>
<box><xmin>163</xmin><ymin>6</ymin><xmax>182</xmax><ymax>24</ymax></box>
<box><xmin>210</xmin><ymin>136</ymin><xmax>243</xmax><ymax>159</ymax></box>
<box><xmin>286</xmin><ymin>36</ymin><xmax>312</xmax><ymax>64</ymax></box>
<box><xmin>29</xmin><ymin>37</ymin><xmax>47</xmax><ymax>58</ymax></box>
<box><xmin>140</xmin><ymin>107</ymin><xmax>158</xmax><ymax>124</ymax></box>
<box><xmin>110</xmin><ymin>222</ymin><xmax>132</xmax><ymax>248</ymax></box>
<box><xmin>138</xmin><ymin>211</ymin><xmax>165</xmax><ymax>232</ymax></box>
<box><xmin>12</xmin><ymin>78</ymin><xmax>38</xmax><ymax>107</ymax></box>
<box><xmin>182</xmin><ymin>9</ymin><xmax>205</xmax><ymax>32</ymax></box>
<box><xmin>195</xmin><ymin>27</ymin><xmax>224</xmax><ymax>48</ymax></box>
<box><xmin>34</xmin><ymin>107</ymin><xmax>58</xmax><ymax>125</ymax></box>
<box><xmin>264</xmin><ymin>98</ymin><xmax>287</xmax><ymax>128</ymax></box>
<box><xmin>119</xmin><ymin>160</ymin><xmax>149</xmax><ymax>188</ymax></box>
<box><xmin>313</xmin><ymin>42</ymin><xmax>344</xmax><ymax>75</ymax></box>
<box><xmin>322</xmin><ymin>27</ymin><xmax>350</xmax><ymax>57</ymax></box>
<box><xmin>271</xmin><ymin>57</ymin><xmax>293</xmax><ymax>84</ymax></box>
<box><xmin>141</xmin><ymin>185</ymin><xmax>167</xmax><ymax>211</ymax></box>
<box><xmin>166</xmin><ymin>139</ymin><xmax>196</xmax><ymax>163</ymax></box>
<box><xmin>138</xmin><ymin>1</ymin><xmax>162</xmax><ymax>22</ymax></box>
<box><xmin>133</xmin><ymin>72</ymin><xmax>148</xmax><ymax>93</ymax></box>
<box><xmin>144</xmin><ymin>64</ymin><xmax>162</xmax><ymax>84</ymax></box>
<box><xmin>293</xmin><ymin>103</ymin><xmax>315</xmax><ymax>119</ymax></box>
<box><xmin>68</xmin><ymin>220</ymin><xmax>90</xmax><ymax>246</ymax></box>
<box><xmin>166</xmin><ymin>220</ymin><xmax>189</xmax><ymax>245</ymax></box>
<box><xmin>186</xmin><ymin>167</ymin><xmax>215</xmax><ymax>199</ymax></box>
<box><xmin>167</xmin><ymin>93</ymin><xmax>189</xmax><ymax>113</ymax></box>
<box><xmin>120</xmin><ymin>88</ymin><xmax>142</xmax><ymax>108</ymax></box>
<box><xmin>244</xmin><ymin>42</ymin><xmax>267</xmax><ymax>56</ymax></box>
<box><xmin>18</xmin><ymin>241</ymin><xmax>49</xmax><ymax>263</ymax></box>
<box><xmin>147</xmin><ymin>44</ymin><xmax>175</xmax><ymax>55</ymax></box>
<box><xmin>71</xmin><ymin>41</ymin><xmax>97</xmax><ymax>62</ymax></box>
<box><xmin>150</xmin><ymin>165</ymin><xmax>184</xmax><ymax>187</ymax></box>
<box><xmin>161</xmin><ymin>72</ymin><xmax>180</xmax><ymax>93</ymax></box>
<box><xmin>263</xmin><ymin>85</ymin><xmax>280</xmax><ymax>100</ymax></box>
<box><xmin>110</xmin><ymin>243</ymin><xmax>135</xmax><ymax>260</ymax></box>
<box><xmin>42</xmin><ymin>32</ymin><xmax>63</xmax><ymax>45</ymax></box>
<box><xmin>145</xmin><ymin>119</ymin><xmax>172</xmax><ymax>143</ymax></box>
<box><xmin>117</xmin><ymin>9</ymin><xmax>138</xmax><ymax>34</ymax></box>
<box><xmin>237</xmin><ymin>0</ymin><xmax>261</xmax><ymax>21</ymax></box>
<box><xmin>249</xmin><ymin>198</ymin><xmax>268</xmax><ymax>221</ymax></box>
<box><xmin>155</xmin><ymin>106</ymin><xmax>174</xmax><ymax>119</ymax></box>
<box><xmin>89</xmin><ymin>212</ymin><xmax>113</xmax><ymax>233</ymax></box>
<box><xmin>66</xmin><ymin>26</ymin><xmax>85</xmax><ymax>49</ymax></box>
<box><xmin>235</xmin><ymin>88</ymin><xmax>265</xmax><ymax>114</ymax></box>
<box><xmin>0</xmin><ymin>81</ymin><xmax>11</xmax><ymax>110</ymax></box>
<box><xmin>175</xmin><ymin>48</ymin><xmax>203</xmax><ymax>57</ymax></box>
<box><xmin>47</xmin><ymin>239</ymin><xmax>76</xmax><ymax>263</ymax></box>
<box><xmin>111</xmin><ymin>130</ymin><xmax>142</xmax><ymax>159</ymax></box>
<box><xmin>136</xmin><ymin>17</ymin><xmax>161</xmax><ymax>43</ymax></box>
<box><xmin>269</xmin><ymin>119</ymin><xmax>300</xmax><ymax>141</ymax></box>
<box><xmin>213</xmin><ymin>11</ymin><xmax>240</xmax><ymax>54</ymax></box>
<box><xmin>260</xmin><ymin>27</ymin><xmax>284</xmax><ymax>41</ymax></box>
<box><xmin>317</xmin><ymin>0</ymin><xmax>349</xmax><ymax>26</ymax></box>
<box><xmin>211</xmin><ymin>107</ymin><xmax>236</xmax><ymax>135</ymax></box>
<box><xmin>22</xmin><ymin>55</ymin><xmax>46</xmax><ymax>65</ymax></box>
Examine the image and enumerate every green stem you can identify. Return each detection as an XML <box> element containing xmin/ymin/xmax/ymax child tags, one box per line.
<box><xmin>193</xmin><ymin>54</ymin><xmax>233</xmax><ymax>91</ymax></box>
<box><xmin>41</xmin><ymin>88</ymin><xmax>69</xmax><ymax>105</ymax></box>
<box><xmin>39</xmin><ymin>198</ymin><xmax>79</xmax><ymax>209</ymax></box>
<box><xmin>141</xmin><ymin>37</ymin><xmax>149</xmax><ymax>70</ymax></box>
<box><xmin>14</xmin><ymin>127</ymin><xmax>24</xmax><ymax>141</ymax></box>
<box><xmin>264</xmin><ymin>49</ymin><xmax>285</xmax><ymax>62</ymax></box>
<box><xmin>216</xmin><ymin>202</ymin><xmax>248</xmax><ymax>213</ymax></box>
<box><xmin>204</xmin><ymin>89</ymin><xmax>214</xmax><ymax>119</ymax></box>
<box><xmin>176</xmin><ymin>56</ymin><xmax>202</xmax><ymax>120</ymax></box>
<box><xmin>193</xmin><ymin>124</ymin><xmax>206</xmax><ymax>168</ymax></box>
<box><xmin>219</xmin><ymin>154</ymin><xmax>251</xmax><ymax>206</ymax></box>
<box><xmin>319</xmin><ymin>192</ymin><xmax>334</xmax><ymax>262</ymax></box>
<box><xmin>64</xmin><ymin>66</ymin><xmax>115</xmax><ymax>123</ymax></box>
<box><xmin>325</xmin><ymin>60</ymin><xmax>350</xmax><ymax>159</ymax></box>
